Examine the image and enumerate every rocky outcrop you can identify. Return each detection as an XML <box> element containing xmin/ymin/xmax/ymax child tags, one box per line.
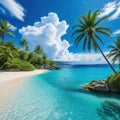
<box><xmin>40</xmin><ymin>64</ymin><xmax>60</xmax><ymax>70</ymax></box>
<box><xmin>83</xmin><ymin>80</ymin><xmax>117</xmax><ymax>92</ymax></box>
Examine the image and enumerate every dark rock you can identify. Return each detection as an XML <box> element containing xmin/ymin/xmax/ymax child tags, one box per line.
<box><xmin>111</xmin><ymin>88</ymin><xmax>118</xmax><ymax>92</ymax></box>
<box><xmin>83</xmin><ymin>80</ymin><xmax>110</xmax><ymax>92</ymax></box>
<box><xmin>93</xmin><ymin>84</ymin><xmax>109</xmax><ymax>92</ymax></box>
<box><xmin>42</xmin><ymin>64</ymin><xmax>60</xmax><ymax>70</ymax></box>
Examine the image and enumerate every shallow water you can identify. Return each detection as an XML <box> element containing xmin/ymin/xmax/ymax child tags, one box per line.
<box><xmin>1</xmin><ymin>66</ymin><xmax>120</xmax><ymax>120</ymax></box>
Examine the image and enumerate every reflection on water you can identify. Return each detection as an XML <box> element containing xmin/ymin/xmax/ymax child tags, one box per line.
<box><xmin>97</xmin><ymin>100</ymin><xmax>120</xmax><ymax>120</ymax></box>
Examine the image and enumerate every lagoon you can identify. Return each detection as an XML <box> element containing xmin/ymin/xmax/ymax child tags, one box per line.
<box><xmin>1</xmin><ymin>65</ymin><xmax>120</xmax><ymax>120</ymax></box>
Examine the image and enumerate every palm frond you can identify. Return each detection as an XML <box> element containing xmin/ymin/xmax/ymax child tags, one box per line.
<box><xmin>94</xmin><ymin>16</ymin><xmax>109</xmax><ymax>27</ymax></box>
<box><xmin>96</xmin><ymin>29</ymin><xmax>111</xmax><ymax>38</ymax></box>
<box><xmin>112</xmin><ymin>55</ymin><xmax>118</xmax><ymax>64</ymax></box>
<box><xmin>91</xmin><ymin>10</ymin><xmax>99</xmax><ymax>25</ymax></box>
<box><xmin>71</xmin><ymin>29</ymin><xmax>84</xmax><ymax>37</ymax></box>
<box><xmin>75</xmin><ymin>33</ymin><xmax>86</xmax><ymax>47</ymax></box>
<box><xmin>76</xmin><ymin>18</ymin><xmax>86</xmax><ymax>28</ymax></box>
<box><xmin>6</xmin><ymin>32</ymin><xmax>15</xmax><ymax>37</ymax></box>
<box><xmin>95</xmin><ymin>27</ymin><xmax>112</xmax><ymax>33</ymax></box>
<box><xmin>108</xmin><ymin>45</ymin><xmax>118</xmax><ymax>49</ymax></box>
<box><xmin>94</xmin><ymin>33</ymin><xmax>104</xmax><ymax>45</ymax></box>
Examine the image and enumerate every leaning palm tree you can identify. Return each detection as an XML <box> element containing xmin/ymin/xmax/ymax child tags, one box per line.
<box><xmin>72</xmin><ymin>10</ymin><xmax>116</xmax><ymax>73</ymax></box>
<box><xmin>21</xmin><ymin>38</ymin><xmax>29</xmax><ymax>51</ymax></box>
<box><xmin>0</xmin><ymin>19</ymin><xmax>14</xmax><ymax>41</ymax></box>
<box><xmin>107</xmin><ymin>37</ymin><xmax>120</xmax><ymax>68</ymax></box>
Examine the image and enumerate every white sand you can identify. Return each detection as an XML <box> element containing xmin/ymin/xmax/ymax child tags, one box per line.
<box><xmin>0</xmin><ymin>70</ymin><xmax>48</xmax><ymax>82</ymax></box>
<box><xmin>0</xmin><ymin>70</ymin><xmax>48</xmax><ymax>108</ymax></box>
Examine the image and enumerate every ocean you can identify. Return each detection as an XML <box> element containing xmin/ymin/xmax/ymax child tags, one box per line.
<box><xmin>1</xmin><ymin>64</ymin><xmax>120</xmax><ymax>120</ymax></box>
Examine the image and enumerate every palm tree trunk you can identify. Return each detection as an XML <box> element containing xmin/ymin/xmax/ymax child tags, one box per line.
<box><xmin>97</xmin><ymin>45</ymin><xmax>116</xmax><ymax>73</ymax></box>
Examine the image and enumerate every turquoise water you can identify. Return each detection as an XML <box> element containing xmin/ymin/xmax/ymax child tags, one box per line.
<box><xmin>1</xmin><ymin>66</ymin><xmax>120</xmax><ymax>120</ymax></box>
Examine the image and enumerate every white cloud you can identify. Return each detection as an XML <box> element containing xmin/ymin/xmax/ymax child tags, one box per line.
<box><xmin>7</xmin><ymin>23</ymin><xmax>17</xmax><ymax>31</ymax></box>
<box><xmin>0</xmin><ymin>0</ymin><xmax>25</xmax><ymax>21</ymax></box>
<box><xmin>19</xmin><ymin>12</ymin><xmax>109</xmax><ymax>64</ymax></box>
<box><xmin>99</xmin><ymin>1</ymin><xmax>116</xmax><ymax>18</ymax></box>
<box><xmin>99</xmin><ymin>1</ymin><xmax>120</xmax><ymax>20</ymax></box>
<box><xmin>113</xmin><ymin>29</ymin><xmax>120</xmax><ymax>36</ymax></box>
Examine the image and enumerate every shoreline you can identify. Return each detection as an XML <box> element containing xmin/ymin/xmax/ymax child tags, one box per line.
<box><xmin>0</xmin><ymin>69</ymin><xmax>48</xmax><ymax>83</ymax></box>
<box><xmin>0</xmin><ymin>69</ymin><xmax>48</xmax><ymax>109</ymax></box>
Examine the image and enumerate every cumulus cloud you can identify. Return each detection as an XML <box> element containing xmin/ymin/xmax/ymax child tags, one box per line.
<box><xmin>19</xmin><ymin>12</ymin><xmax>108</xmax><ymax>64</ymax></box>
<box><xmin>0</xmin><ymin>0</ymin><xmax>25</xmax><ymax>21</ymax></box>
<box><xmin>99</xmin><ymin>1</ymin><xmax>120</xmax><ymax>20</ymax></box>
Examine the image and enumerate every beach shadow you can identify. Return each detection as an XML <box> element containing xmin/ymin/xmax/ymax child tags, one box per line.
<box><xmin>62</xmin><ymin>87</ymin><xmax>120</xmax><ymax>100</ymax></box>
<box><xmin>97</xmin><ymin>100</ymin><xmax>120</xmax><ymax>120</ymax></box>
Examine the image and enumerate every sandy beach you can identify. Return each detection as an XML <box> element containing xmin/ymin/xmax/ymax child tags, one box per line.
<box><xmin>0</xmin><ymin>70</ymin><xmax>48</xmax><ymax>109</ymax></box>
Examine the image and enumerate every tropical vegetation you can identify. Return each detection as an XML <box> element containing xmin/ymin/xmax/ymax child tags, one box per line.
<box><xmin>0</xmin><ymin>19</ymin><xmax>55</xmax><ymax>71</ymax></box>
<box><xmin>72</xmin><ymin>10</ymin><xmax>116</xmax><ymax>73</ymax></box>
<box><xmin>0</xmin><ymin>19</ymin><xmax>14</xmax><ymax>41</ymax></box>
<box><xmin>107</xmin><ymin>72</ymin><xmax>120</xmax><ymax>90</ymax></box>
<box><xmin>107</xmin><ymin>36</ymin><xmax>120</xmax><ymax>68</ymax></box>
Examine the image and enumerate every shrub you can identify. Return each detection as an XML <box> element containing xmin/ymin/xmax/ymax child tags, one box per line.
<box><xmin>107</xmin><ymin>72</ymin><xmax>120</xmax><ymax>89</ymax></box>
<box><xmin>5</xmin><ymin>59</ymin><xmax>35</xmax><ymax>71</ymax></box>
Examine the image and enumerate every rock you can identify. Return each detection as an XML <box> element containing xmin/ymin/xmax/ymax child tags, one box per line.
<box><xmin>83</xmin><ymin>80</ymin><xmax>110</xmax><ymax>92</ymax></box>
<box><xmin>42</xmin><ymin>64</ymin><xmax>60</xmax><ymax>70</ymax></box>
<box><xmin>111</xmin><ymin>88</ymin><xmax>118</xmax><ymax>92</ymax></box>
<box><xmin>93</xmin><ymin>84</ymin><xmax>109</xmax><ymax>92</ymax></box>
<box><xmin>49</xmin><ymin>65</ymin><xmax>61</xmax><ymax>70</ymax></box>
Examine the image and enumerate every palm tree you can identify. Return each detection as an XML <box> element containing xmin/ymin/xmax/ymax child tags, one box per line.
<box><xmin>0</xmin><ymin>19</ymin><xmax>14</xmax><ymax>41</ymax></box>
<box><xmin>0</xmin><ymin>41</ymin><xmax>19</xmax><ymax>69</ymax></box>
<box><xmin>0</xmin><ymin>46</ymin><xmax>15</xmax><ymax>69</ymax></box>
<box><xmin>107</xmin><ymin>37</ymin><xmax>120</xmax><ymax>68</ymax></box>
<box><xmin>72</xmin><ymin>10</ymin><xmax>116</xmax><ymax>73</ymax></box>
<box><xmin>34</xmin><ymin>45</ymin><xmax>46</xmax><ymax>57</ymax></box>
<box><xmin>21</xmin><ymin>38</ymin><xmax>29</xmax><ymax>51</ymax></box>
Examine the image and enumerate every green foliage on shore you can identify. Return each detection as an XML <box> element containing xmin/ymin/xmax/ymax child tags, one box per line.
<box><xmin>5</xmin><ymin>59</ymin><xmax>35</xmax><ymax>71</ymax></box>
<box><xmin>107</xmin><ymin>72</ymin><xmax>120</xmax><ymax>89</ymax></box>
<box><xmin>0</xmin><ymin>19</ymin><xmax>56</xmax><ymax>71</ymax></box>
<box><xmin>0</xmin><ymin>40</ymin><xmax>55</xmax><ymax>71</ymax></box>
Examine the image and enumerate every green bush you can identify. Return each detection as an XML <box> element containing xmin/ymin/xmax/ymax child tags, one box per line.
<box><xmin>5</xmin><ymin>59</ymin><xmax>35</xmax><ymax>71</ymax></box>
<box><xmin>107</xmin><ymin>72</ymin><xmax>120</xmax><ymax>89</ymax></box>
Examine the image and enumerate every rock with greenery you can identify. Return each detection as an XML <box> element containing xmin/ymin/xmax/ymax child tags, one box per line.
<box><xmin>107</xmin><ymin>72</ymin><xmax>120</xmax><ymax>91</ymax></box>
<box><xmin>84</xmin><ymin>72</ymin><xmax>120</xmax><ymax>93</ymax></box>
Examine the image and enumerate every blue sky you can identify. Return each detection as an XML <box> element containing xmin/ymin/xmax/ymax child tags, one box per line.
<box><xmin>0</xmin><ymin>0</ymin><xmax>120</xmax><ymax>63</ymax></box>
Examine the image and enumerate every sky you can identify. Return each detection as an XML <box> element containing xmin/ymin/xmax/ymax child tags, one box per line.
<box><xmin>0</xmin><ymin>0</ymin><xmax>120</xmax><ymax>64</ymax></box>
